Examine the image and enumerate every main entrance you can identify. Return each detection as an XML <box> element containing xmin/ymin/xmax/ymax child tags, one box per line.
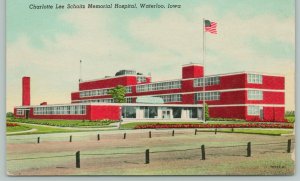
<box><xmin>162</xmin><ymin>110</ymin><xmax>171</xmax><ymax>119</ymax></box>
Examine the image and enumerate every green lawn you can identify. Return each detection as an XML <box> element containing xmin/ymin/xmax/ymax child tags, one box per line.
<box><xmin>8</xmin><ymin>118</ymin><xmax>116</xmax><ymax>128</ymax></box>
<box><xmin>6</xmin><ymin>123</ymin><xmax>100</xmax><ymax>135</ymax></box>
<box><xmin>6</xmin><ymin>125</ymin><xmax>31</xmax><ymax>132</ymax></box>
<box><xmin>199</xmin><ymin>128</ymin><xmax>293</xmax><ymax>136</ymax></box>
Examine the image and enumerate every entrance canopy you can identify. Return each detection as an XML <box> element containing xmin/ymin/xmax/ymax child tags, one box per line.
<box><xmin>136</xmin><ymin>96</ymin><xmax>164</xmax><ymax>104</ymax></box>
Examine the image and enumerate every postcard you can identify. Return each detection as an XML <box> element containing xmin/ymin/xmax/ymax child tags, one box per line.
<box><xmin>6</xmin><ymin>0</ymin><xmax>295</xmax><ymax>176</ymax></box>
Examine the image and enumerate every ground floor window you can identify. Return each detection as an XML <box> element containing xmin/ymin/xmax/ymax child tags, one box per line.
<box><xmin>247</xmin><ymin>106</ymin><xmax>260</xmax><ymax>115</ymax></box>
<box><xmin>16</xmin><ymin>109</ymin><xmax>25</xmax><ymax>115</ymax></box>
<box><xmin>33</xmin><ymin>105</ymin><xmax>86</xmax><ymax>115</ymax></box>
<box><xmin>122</xmin><ymin>106</ymin><xmax>136</xmax><ymax>118</ymax></box>
<box><xmin>141</xmin><ymin>106</ymin><xmax>158</xmax><ymax>118</ymax></box>
<box><xmin>172</xmin><ymin>107</ymin><xmax>182</xmax><ymax>118</ymax></box>
<box><xmin>188</xmin><ymin>107</ymin><xmax>198</xmax><ymax>118</ymax></box>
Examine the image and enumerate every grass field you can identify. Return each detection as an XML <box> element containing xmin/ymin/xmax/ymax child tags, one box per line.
<box><xmin>6</xmin><ymin>125</ymin><xmax>31</xmax><ymax>132</ymax></box>
<box><xmin>8</xmin><ymin>118</ymin><xmax>115</xmax><ymax>128</ymax></box>
<box><xmin>6</xmin><ymin>129</ymin><xmax>295</xmax><ymax>175</ymax></box>
<box><xmin>6</xmin><ymin>123</ymin><xmax>117</xmax><ymax>135</ymax></box>
<box><xmin>198</xmin><ymin>128</ymin><xmax>293</xmax><ymax>136</ymax></box>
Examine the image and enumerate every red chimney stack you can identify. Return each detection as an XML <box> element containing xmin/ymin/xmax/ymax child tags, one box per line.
<box><xmin>22</xmin><ymin>77</ymin><xmax>30</xmax><ymax>106</ymax></box>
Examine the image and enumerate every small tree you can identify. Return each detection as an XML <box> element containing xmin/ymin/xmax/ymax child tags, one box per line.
<box><xmin>108</xmin><ymin>85</ymin><xmax>126</xmax><ymax>103</ymax></box>
<box><xmin>205</xmin><ymin>103</ymin><xmax>210</xmax><ymax>121</ymax></box>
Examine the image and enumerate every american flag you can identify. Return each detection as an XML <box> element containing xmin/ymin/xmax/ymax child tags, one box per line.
<box><xmin>205</xmin><ymin>20</ymin><xmax>217</xmax><ymax>34</ymax></box>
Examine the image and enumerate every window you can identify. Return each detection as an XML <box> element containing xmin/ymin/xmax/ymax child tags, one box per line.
<box><xmin>122</xmin><ymin>106</ymin><xmax>136</xmax><ymax>118</ymax></box>
<box><xmin>33</xmin><ymin>105</ymin><xmax>86</xmax><ymax>115</ymax></box>
<box><xmin>136</xmin><ymin>80</ymin><xmax>181</xmax><ymax>93</ymax></box>
<box><xmin>125</xmin><ymin>87</ymin><xmax>132</xmax><ymax>93</ymax></box>
<box><xmin>141</xmin><ymin>106</ymin><xmax>158</xmax><ymax>118</ymax></box>
<box><xmin>155</xmin><ymin>94</ymin><xmax>182</xmax><ymax>103</ymax></box>
<box><xmin>16</xmin><ymin>109</ymin><xmax>24</xmax><ymax>115</ymax></box>
<box><xmin>172</xmin><ymin>107</ymin><xmax>182</xmax><ymax>118</ymax></box>
<box><xmin>194</xmin><ymin>76</ymin><xmax>220</xmax><ymax>87</ymax></box>
<box><xmin>137</xmin><ymin>76</ymin><xmax>147</xmax><ymax>83</ymax></box>
<box><xmin>125</xmin><ymin>97</ymin><xmax>133</xmax><ymax>103</ymax></box>
<box><xmin>247</xmin><ymin>106</ymin><xmax>260</xmax><ymax>115</ymax></box>
<box><xmin>195</xmin><ymin>92</ymin><xmax>220</xmax><ymax>101</ymax></box>
<box><xmin>247</xmin><ymin>74</ymin><xmax>262</xmax><ymax>84</ymax></box>
<box><xmin>248</xmin><ymin>90</ymin><xmax>263</xmax><ymax>100</ymax></box>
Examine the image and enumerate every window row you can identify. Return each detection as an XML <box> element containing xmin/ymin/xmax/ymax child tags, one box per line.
<box><xmin>79</xmin><ymin>98</ymin><xmax>133</xmax><ymax>103</ymax></box>
<box><xmin>247</xmin><ymin>106</ymin><xmax>260</xmax><ymax>115</ymax></box>
<box><xmin>136</xmin><ymin>81</ymin><xmax>181</xmax><ymax>92</ymax></box>
<box><xmin>33</xmin><ymin>105</ymin><xmax>86</xmax><ymax>115</ymax></box>
<box><xmin>194</xmin><ymin>76</ymin><xmax>220</xmax><ymax>87</ymax></box>
<box><xmin>80</xmin><ymin>86</ymin><xmax>132</xmax><ymax>98</ymax></box>
<box><xmin>248</xmin><ymin>90</ymin><xmax>263</xmax><ymax>100</ymax></box>
<box><xmin>247</xmin><ymin>74</ymin><xmax>262</xmax><ymax>84</ymax></box>
<box><xmin>195</xmin><ymin>92</ymin><xmax>220</xmax><ymax>101</ymax></box>
<box><xmin>79</xmin><ymin>99</ymin><xmax>114</xmax><ymax>103</ymax></box>
<box><xmin>155</xmin><ymin>94</ymin><xmax>182</xmax><ymax>103</ymax></box>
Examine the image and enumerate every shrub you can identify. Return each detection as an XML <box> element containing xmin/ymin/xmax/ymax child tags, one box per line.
<box><xmin>134</xmin><ymin>123</ymin><xmax>294</xmax><ymax>129</ymax></box>
<box><xmin>6</xmin><ymin>123</ymin><xmax>19</xmax><ymax>127</ymax></box>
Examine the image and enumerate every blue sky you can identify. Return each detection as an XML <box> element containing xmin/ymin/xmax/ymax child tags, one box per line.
<box><xmin>7</xmin><ymin>0</ymin><xmax>295</xmax><ymax>111</ymax></box>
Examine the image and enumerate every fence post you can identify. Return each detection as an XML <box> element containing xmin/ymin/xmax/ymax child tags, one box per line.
<box><xmin>37</xmin><ymin>137</ymin><xmax>40</xmax><ymax>144</ymax></box>
<box><xmin>201</xmin><ymin>145</ymin><xmax>205</xmax><ymax>160</ymax></box>
<box><xmin>69</xmin><ymin>135</ymin><xmax>72</xmax><ymax>142</ymax></box>
<box><xmin>149</xmin><ymin>131</ymin><xmax>152</xmax><ymax>138</ymax></box>
<box><xmin>123</xmin><ymin>133</ymin><xmax>127</xmax><ymax>139</ymax></box>
<box><xmin>247</xmin><ymin>142</ymin><xmax>251</xmax><ymax>157</ymax></box>
<box><xmin>195</xmin><ymin>129</ymin><xmax>197</xmax><ymax>135</ymax></box>
<box><xmin>76</xmin><ymin>151</ymin><xmax>80</xmax><ymax>168</ymax></box>
<box><xmin>287</xmin><ymin>139</ymin><xmax>292</xmax><ymax>153</ymax></box>
<box><xmin>172</xmin><ymin>130</ymin><xmax>175</xmax><ymax>136</ymax></box>
<box><xmin>145</xmin><ymin>149</ymin><xmax>150</xmax><ymax>164</ymax></box>
<box><xmin>215</xmin><ymin>128</ymin><xmax>217</xmax><ymax>134</ymax></box>
<box><xmin>97</xmin><ymin>134</ymin><xmax>100</xmax><ymax>141</ymax></box>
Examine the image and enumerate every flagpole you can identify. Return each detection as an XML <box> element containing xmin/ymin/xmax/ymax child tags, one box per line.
<box><xmin>203</xmin><ymin>18</ymin><xmax>206</xmax><ymax>123</ymax></box>
<box><xmin>79</xmin><ymin>60</ymin><xmax>82</xmax><ymax>83</ymax></box>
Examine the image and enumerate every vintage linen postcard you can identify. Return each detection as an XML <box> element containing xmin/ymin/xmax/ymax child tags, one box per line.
<box><xmin>6</xmin><ymin>0</ymin><xmax>295</xmax><ymax>176</ymax></box>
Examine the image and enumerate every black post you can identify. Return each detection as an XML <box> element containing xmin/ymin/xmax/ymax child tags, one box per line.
<box><xmin>172</xmin><ymin>130</ymin><xmax>175</xmax><ymax>136</ymax></box>
<box><xmin>287</xmin><ymin>139</ymin><xmax>292</xmax><ymax>153</ymax></box>
<box><xmin>69</xmin><ymin>135</ymin><xmax>72</xmax><ymax>142</ymax></box>
<box><xmin>123</xmin><ymin>133</ymin><xmax>126</xmax><ymax>139</ymax></box>
<box><xmin>195</xmin><ymin>129</ymin><xmax>197</xmax><ymax>135</ymax></box>
<box><xmin>201</xmin><ymin>145</ymin><xmax>205</xmax><ymax>160</ymax></box>
<box><xmin>149</xmin><ymin>131</ymin><xmax>152</xmax><ymax>138</ymax></box>
<box><xmin>215</xmin><ymin>128</ymin><xmax>217</xmax><ymax>134</ymax></box>
<box><xmin>37</xmin><ymin>137</ymin><xmax>40</xmax><ymax>144</ymax></box>
<box><xmin>76</xmin><ymin>151</ymin><xmax>80</xmax><ymax>168</ymax></box>
<box><xmin>247</xmin><ymin>142</ymin><xmax>251</xmax><ymax>157</ymax></box>
<box><xmin>97</xmin><ymin>134</ymin><xmax>100</xmax><ymax>141</ymax></box>
<box><xmin>145</xmin><ymin>149</ymin><xmax>150</xmax><ymax>164</ymax></box>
